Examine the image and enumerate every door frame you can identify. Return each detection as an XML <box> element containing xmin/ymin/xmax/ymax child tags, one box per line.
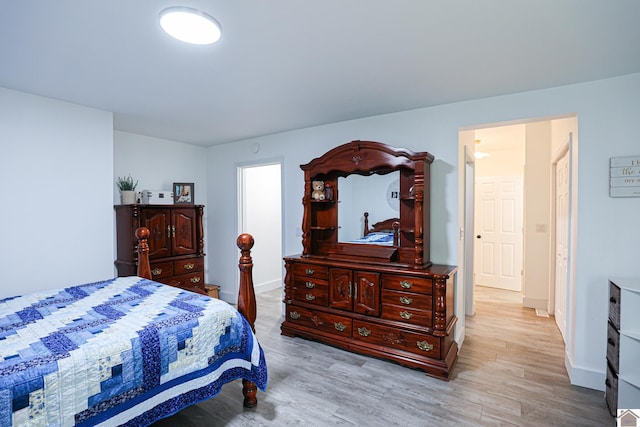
<box><xmin>549</xmin><ymin>133</ymin><xmax>574</xmax><ymax>343</ymax></box>
<box><xmin>236</xmin><ymin>159</ymin><xmax>285</xmax><ymax>295</ymax></box>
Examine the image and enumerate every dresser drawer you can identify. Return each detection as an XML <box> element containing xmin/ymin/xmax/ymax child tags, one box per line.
<box><xmin>150</xmin><ymin>261</ymin><xmax>173</xmax><ymax>280</ymax></box>
<box><xmin>382</xmin><ymin>274</ymin><xmax>432</xmax><ymax>295</ymax></box>
<box><xmin>605</xmin><ymin>363</ymin><xmax>618</xmax><ymax>416</ymax></box>
<box><xmin>609</xmin><ymin>281</ymin><xmax>621</xmax><ymax>330</ymax></box>
<box><xmin>292</xmin><ymin>285</ymin><xmax>329</xmax><ymax>306</ymax></box>
<box><xmin>294</xmin><ymin>277</ymin><xmax>328</xmax><ymax>290</ymax></box>
<box><xmin>294</xmin><ymin>263</ymin><xmax>329</xmax><ymax>279</ymax></box>
<box><xmin>286</xmin><ymin>305</ymin><xmax>352</xmax><ymax>337</ymax></box>
<box><xmin>352</xmin><ymin>320</ymin><xmax>440</xmax><ymax>359</ymax></box>
<box><xmin>164</xmin><ymin>272</ymin><xmax>205</xmax><ymax>291</ymax></box>
<box><xmin>381</xmin><ymin>304</ymin><xmax>433</xmax><ymax>327</ymax></box>
<box><xmin>606</xmin><ymin>321</ymin><xmax>620</xmax><ymax>373</ymax></box>
<box><xmin>173</xmin><ymin>257</ymin><xmax>204</xmax><ymax>275</ymax></box>
<box><xmin>382</xmin><ymin>289</ymin><xmax>432</xmax><ymax>310</ymax></box>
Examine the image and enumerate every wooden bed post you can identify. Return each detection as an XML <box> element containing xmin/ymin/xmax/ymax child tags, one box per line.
<box><xmin>237</xmin><ymin>233</ymin><xmax>258</xmax><ymax>408</ymax></box>
<box><xmin>136</xmin><ymin>228</ymin><xmax>260</xmax><ymax>408</ymax></box>
<box><xmin>135</xmin><ymin>227</ymin><xmax>152</xmax><ymax>280</ymax></box>
<box><xmin>237</xmin><ymin>233</ymin><xmax>257</xmax><ymax>331</ymax></box>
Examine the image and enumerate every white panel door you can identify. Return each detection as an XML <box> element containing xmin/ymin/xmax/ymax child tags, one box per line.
<box><xmin>474</xmin><ymin>176</ymin><xmax>523</xmax><ymax>291</ymax></box>
<box><xmin>554</xmin><ymin>151</ymin><xmax>570</xmax><ymax>341</ymax></box>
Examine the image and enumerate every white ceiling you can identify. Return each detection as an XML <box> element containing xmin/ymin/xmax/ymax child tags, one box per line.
<box><xmin>1</xmin><ymin>1</ymin><xmax>639</xmax><ymax>147</ymax></box>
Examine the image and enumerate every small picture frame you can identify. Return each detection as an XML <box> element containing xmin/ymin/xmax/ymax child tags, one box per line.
<box><xmin>173</xmin><ymin>182</ymin><xmax>194</xmax><ymax>204</ymax></box>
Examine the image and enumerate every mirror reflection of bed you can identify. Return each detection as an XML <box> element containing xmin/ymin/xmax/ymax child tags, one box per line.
<box><xmin>349</xmin><ymin>212</ymin><xmax>399</xmax><ymax>246</ymax></box>
<box><xmin>337</xmin><ymin>171</ymin><xmax>399</xmax><ymax>243</ymax></box>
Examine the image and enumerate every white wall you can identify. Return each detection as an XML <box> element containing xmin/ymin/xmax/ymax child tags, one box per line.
<box><xmin>522</xmin><ymin>122</ymin><xmax>552</xmax><ymax>309</ymax></box>
<box><xmin>113</xmin><ymin>130</ymin><xmax>208</xmax><ymax>277</ymax></box>
<box><xmin>0</xmin><ymin>87</ymin><xmax>114</xmax><ymax>297</ymax></box>
<box><xmin>206</xmin><ymin>72</ymin><xmax>640</xmax><ymax>390</ymax></box>
<box><xmin>113</xmin><ymin>131</ymin><xmax>208</xmax><ymax>205</ymax></box>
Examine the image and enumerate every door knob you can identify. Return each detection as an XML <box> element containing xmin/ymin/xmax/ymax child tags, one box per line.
<box><xmin>476</xmin><ymin>235</ymin><xmax>481</xmax><ymax>239</ymax></box>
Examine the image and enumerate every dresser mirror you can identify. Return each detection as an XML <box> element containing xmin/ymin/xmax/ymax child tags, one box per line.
<box><xmin>337</xmin><ymin>171</ymin><xmax>399</xmax><ymax>242</ymax></box>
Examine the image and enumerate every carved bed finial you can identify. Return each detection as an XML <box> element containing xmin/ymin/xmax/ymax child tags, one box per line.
<box><xmin>135</xmin><ymin>227</ymin><xmax>152</xmax><ymax>279</ymax></box>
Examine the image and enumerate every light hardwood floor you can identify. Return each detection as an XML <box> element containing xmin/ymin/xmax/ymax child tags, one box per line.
<box><xmin>152</xmin><ymin>286</ymin><xmax>612</xmax><ymax>426</ymax></box>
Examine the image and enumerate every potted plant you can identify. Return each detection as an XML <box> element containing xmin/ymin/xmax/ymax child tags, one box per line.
<box><xmin>116</xmin><ymin>174</ymin><xmax>138</xmax><ymax>204</ymax></box>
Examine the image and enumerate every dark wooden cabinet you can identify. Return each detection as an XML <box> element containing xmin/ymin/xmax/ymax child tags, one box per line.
<box><xmin>115</xmin><ymin>204</ymin><xmax>206</xmax><ymax>293</ymax></box>
<box><xmin>281</xmin><ymin>141</ymin><xmax>458</xmax><ymax>380</ymax></box>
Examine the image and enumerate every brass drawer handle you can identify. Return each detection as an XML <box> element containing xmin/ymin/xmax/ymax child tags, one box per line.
<box><xmin>400</xmin><ymin>311</ymin><xmax>412</xmax><ymax>320</ymax></box>
<box><xmin>305</xmin><ymin>281</ymin><xmax>315</xmax><ymax>289</ymax></box>
<box><xmin>305</xmin><ymin>268</ymin><xmax>315</xmax><ymax>275</ymax></box>
<box><xmin>417</xmin><ymin>341</ymin><xmax>434</xmax><ymax>352</ymax></box>
<box><xmin>400</xmin><ymin>280</ymin><xmax>413</xmax><ymax>289</ymax></box>
<box><xmin>399</xmin><ymin>296</ymin><xmax>413</xmax><ymax>305</ymax></box>
<box><xmin>190</xmin><ymin>277</ymin><xmax>201</xmax><ymax>284</ymax></box>
<box><xmin>334</xmin><ymin>322</ymin><xmax>346</xmax><ymax>332</ymax></box>
<box><xmin>305</xmin><ymin>294</ymin><xmax>316</xmax><ymax>301</ymax></box>
<box><xmin>184</xmin><ymin>263</ymin><xmax>195</xmax><ymax>270</ymax></box>
<box><xmin>290</xmin><ymin>311</ymin><xmax>300</xmax><ymax>320</ymax></box>
<box><xmin>151</xmin><ymin>268</ymin><xmax>163</xmax><ymax>276</ymax></box>
<box><xmin>357</xmin><ymin>327</ymin><xmax>371</xmax><ymax>337</ymax></box>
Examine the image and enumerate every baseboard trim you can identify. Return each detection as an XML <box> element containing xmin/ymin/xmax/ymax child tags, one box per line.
<box><xmin>522</xmin><ymin>297</ymin><xmax>548</xmax><ymax>310</ymax></box>
<box><xmin>565</xmin><ymin>353</ymin><xmax>605</xmax><ymax>391</ymax></box>
<box><xmin>254</xmin><ymin>279</ymin><xmax>281</xmax><ymax>294</ymax></box>
<box><xmin>218</xmin><ymin>279</ymin><xmax>281</xmax><ymax>302</ymax></box>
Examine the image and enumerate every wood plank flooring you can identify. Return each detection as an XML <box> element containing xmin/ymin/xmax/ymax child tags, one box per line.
<box><xmin>152</xmin><ymin>285</ymin><xmax>612</xmax><ymax>426</ymax></box>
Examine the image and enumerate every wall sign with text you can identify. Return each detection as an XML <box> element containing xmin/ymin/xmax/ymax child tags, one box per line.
<box><xmin>610</xmin><ymin>156</ymin><xmax>640</xmax><ymax>197</ymax></box>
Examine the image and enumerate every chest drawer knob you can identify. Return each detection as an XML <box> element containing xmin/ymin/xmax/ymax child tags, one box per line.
<box><xmin>400</xmin><ymin>280</ymin><xmax>413</xmax><ymax>289</ymax></box>
<box><xmin>305</xmin><ymin>268</ymin><xmax>315</xmax><ymax>275</ymax></box>
<box><xmin>400</xmin><ymin>311</ymin><xmax>413</xmax><ymax>320</ymax></box>
<box><xmin>190</xmin><ymin>277</ymin><xmax>201</xmax><ymax>284</ymax></box>
<box><xmin>289</xmin><ymin>311</ymin><xmax>300</xmax><ymax>320</ymax></box>
<box><xmin>183</xmin><ymin>263</ymin><xmax>195</xmax><ymax>270</ymax></box>
<box><xmin>357</xmin><ymin>327</ymin><xmax>371</xmax><ymax>337</ymax></box>
<box><xmin>334</xmin><ymin>322</ymin><xmax>347</xmax><ymax>332</ymax></box>
<box><xmin>417</xmin><ymin>341</ymin><xmax>434</xmax><ymax>352</ymax></box>
<box><xmin>399</xmin><ymin>296</ymin><xmax>413</xmax><ymax>305</ymax></box>
<box><xmin>305</xmin><ymin>294</ymin><xmax>316</xmax><ymax>301</ymax></box>
<box><xmin>152</xmin><ymin>268</ymin><xmax>163</xmax><ymax>276</ymax></box>
<box><xmin>305</xmin><ymin>281</ymin><xmax>315</xmax><ymax>289</ymax></box>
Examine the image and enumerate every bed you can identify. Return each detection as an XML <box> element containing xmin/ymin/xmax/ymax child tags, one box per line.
<box><xmin>349</xmin><ymin>212</ymin><xmax>400</xmax><ymax>246</ymax></box>
<box><xmin>0</xmin><ymin>228</ymin><xmax>267</xmax><ymax>427</ymax></box>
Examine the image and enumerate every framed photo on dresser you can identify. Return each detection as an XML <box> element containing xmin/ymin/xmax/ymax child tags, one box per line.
<box><xmin>173</xmin><ymin>182</ymin><xmax>194</xmax><ymax>204</ymax></box>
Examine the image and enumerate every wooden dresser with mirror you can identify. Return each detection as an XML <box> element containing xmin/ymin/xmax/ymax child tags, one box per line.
<box><xmin>281</xmin><ymin>140</ymin><xmax>458</xmax><ymax>380</ymax></box>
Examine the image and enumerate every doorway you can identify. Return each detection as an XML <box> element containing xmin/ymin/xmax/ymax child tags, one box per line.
<box><xmin>237</xmin><ymin>162</ymin><xmax>283</xmax><ymax>294</ymax></box>
<box><xmin>459</xmin><ymin>116</ymin><xmax>577</xmax><ymax>356</ymax></box>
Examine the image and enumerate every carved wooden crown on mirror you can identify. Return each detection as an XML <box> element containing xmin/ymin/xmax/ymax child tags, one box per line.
<box><xmin>300</xmin><ymin>140</ymin><xmax>433</xmax><ymax>268</ymax></box>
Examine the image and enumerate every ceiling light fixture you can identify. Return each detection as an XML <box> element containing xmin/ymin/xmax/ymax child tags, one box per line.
<box><xmin>159</xmin><ymin>7</ymin><xmax>221</xmax><ymax>45</ymax></box>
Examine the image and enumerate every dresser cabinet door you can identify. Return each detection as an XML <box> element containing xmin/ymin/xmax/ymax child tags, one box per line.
<box><xmin>142</xmin><ymin>209</ymin><xmax>172</xmax><ymax>259</ymax></box>
<box><xmin>354</xmin><ymin>271</ymin><xmax>380</xmax><ymax>316</ymax></box>
<box><xmin>329</xmin><ymin>268</ymin><xmax>353</xmax><ymax>310</ymax></box>
<box><xmin>171</xmin><ymin>209</ymin><xmax>198</xmax><ymax>255</ymax></box>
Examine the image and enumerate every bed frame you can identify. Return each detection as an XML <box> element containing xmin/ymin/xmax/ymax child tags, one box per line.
<box><xmin>134</xmin><ymin>227</ymin><xmax>260</xmax><ymax>408</ymax></box>
<box><xmin>362</xmin><ymin>212</ymin><xmax>400</xmax><ymax>247</ymax></box>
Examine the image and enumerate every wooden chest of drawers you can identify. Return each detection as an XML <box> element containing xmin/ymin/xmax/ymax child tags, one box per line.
<box><xmin>114</xmin><ymin>204</ymin><xmax>206</xmax><ymax>294</ymax></box>
<box><xmin>282</xmin><ymin>256</ymin><xmax>458</xmax><ymax>380</ymax></box>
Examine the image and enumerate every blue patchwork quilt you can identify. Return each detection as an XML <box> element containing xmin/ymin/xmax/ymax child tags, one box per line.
<box><xmin>0</xmin><ymin>276</ymin><xmax>268</xmax><ymax>426</ymax></box>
